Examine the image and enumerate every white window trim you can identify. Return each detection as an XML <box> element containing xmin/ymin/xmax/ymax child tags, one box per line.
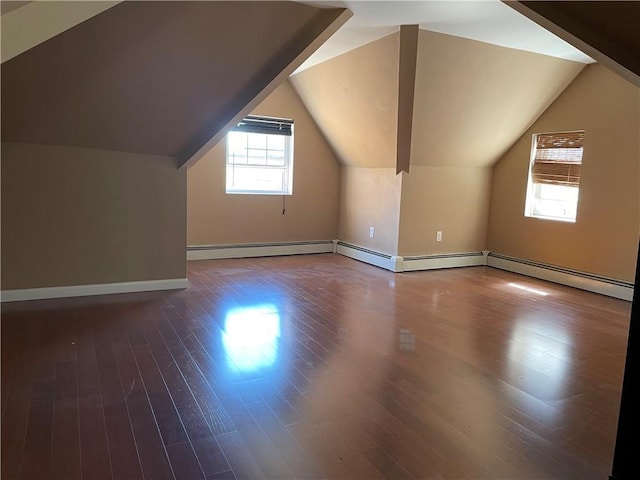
<box><xmin>524</xmin><ymin>131</ymin><xmax>583</xmax><ymax>223</ymax></box>
<box><xmin>225</xmin><ymin>123</ymin><xmax>294</xmax><ymax>196</ymax></box>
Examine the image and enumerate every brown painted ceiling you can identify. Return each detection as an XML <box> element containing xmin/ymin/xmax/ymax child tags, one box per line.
<box><xmin>1</xmin><ymin>1</ymin><xmax>345</xmax><ymax>159</ymax></box>
<box><xmin>519</xmin><ymin>1</ymin><xmax>640</xmax><ymax>79</ymax></box>
<box><xmin>0</xmin><ymin>1</ymin><xmax>31</xmax><ymax>15</ymax></box>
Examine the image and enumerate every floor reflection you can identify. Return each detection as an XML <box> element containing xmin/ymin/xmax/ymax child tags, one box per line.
<box><xmin>1</xmin><ymin>256</ymin><xmax>630</xmax><ymax>479</ymax></box>
<box><xmin>507</xmin><ymin>320</ymin><xmax>571</xmax><ymax>402</ymax></box>
<box><xmin>222</xmin><ymin>303</ymin><xmax>281</xmax><ymax>373</ymax></box>
<box><xmin>399</xmin><ymin>328</ymin><xmax>415</xmax><ymax>351</ymax></box>
<box><xmin>508</xmin><ymin>282</ymin><xmax>549</xmax><ymax>296</ymax></box>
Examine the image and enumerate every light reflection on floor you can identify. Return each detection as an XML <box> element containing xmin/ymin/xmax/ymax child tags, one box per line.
<box><xmin>222</xmin><ymin>303</ymin><xmax>281</xmax><ymax>373</ymax></box>
<box><xmin>507</xmin><ymin>320</ymin><xmax>571</xmax><ymax>403</ymax></box>
<box><xmin>508</xmin><ymin>282</ymin><xmax>549</xmax><ymax>296</ymax></box>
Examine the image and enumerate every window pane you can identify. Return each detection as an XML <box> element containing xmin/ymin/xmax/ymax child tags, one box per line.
<box><xmin>267</xmin><ymin>135</ymin><xmax>285</xmax><ymax>150</ymax></box>
<box><xmin>525</xmin><ymin>131</ymin><xmax>583</xmax><ymax>222</ymax></box>
<box><xmin>228</xmin><ymin>152</ymin><xmax>247</xmax><ymax>164</ymax></box>
<box><xmin>532</xmin><ymin>199</ymin><xmax>577</xmax><ymax>220</ymax></box>
<box><xmin>225</xmin><ymin>127</ymin><xmax>293</xmax><ymax>195</ymax></box>
<box><xmin>247</xmin><ymin>149</ymin><xmax>267</xmax><ymax>165</ymax></box>
<box><xmin>267</xmin><ymin>150</ymin><xmax>285</xmax><ymax>166</ymax></box>
<box><xmin>226</xmin><ymin>165</ymin><xmax>286</xmax><ymax>193</ymax></box>
<box><xmin>247</xmin><ymin>133</ymin><xmax>267</xmax><ymax>149</ymax></box>
<box><xmin>531</xmin><ymin>184</ymin><xmax>578</xmax><ymax>220</ymax></box>
<box><xmin>537</xmin><ymin>184</ymin><xmax>579</xmax><ymax>202</ymax></box>
<box><xmin>227</xmin><ymin>132</ymin><xmax>248</xmax><ymax>163</ymax></box>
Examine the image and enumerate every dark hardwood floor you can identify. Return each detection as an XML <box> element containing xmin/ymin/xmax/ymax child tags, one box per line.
<box><xmin>1</xmin><ymin>254</ymin><xmax>631</xmax><ymax>479</ymax></box>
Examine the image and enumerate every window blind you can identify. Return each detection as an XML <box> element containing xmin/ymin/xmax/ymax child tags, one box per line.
<box><xmin>234</xmin><ymin>115</ymin><xmax>293</xmax><ymax>136</ymax></box>
<box><xmin>531</xmin><ymin>131</ymin><xmax>584</xmax><ymax>187</ymax></box>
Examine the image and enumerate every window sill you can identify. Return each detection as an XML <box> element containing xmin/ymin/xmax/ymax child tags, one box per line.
<box><xmin>226</xmin><ymin>191</ymin><xmax>292</xmax><ymax>196</ymax></box>
<box><xmin>525</xmin><ymin>214</ymin><xmax>576</xmax><ymax>223</ymax></box>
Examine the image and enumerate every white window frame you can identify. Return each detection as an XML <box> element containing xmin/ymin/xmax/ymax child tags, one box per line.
<box><xmin>225</xmin><ymin>116</ymin><xmax>294</xmax><ymax>195</ymax></box>
<box><xmin>524</xmin><ymin>131</ymin><xmax>584</xmax><ymax>223</ymax></box>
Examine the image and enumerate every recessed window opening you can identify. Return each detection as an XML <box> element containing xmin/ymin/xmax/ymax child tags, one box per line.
<box><xmin>524</xmin><ymin>130</ymin><xmax>584</xmax><ymax>222</ymax></box>
<box><xmin>226</xmin><ymin>115</ymin><xmax>294</xmax><ymax>195</ymax></box>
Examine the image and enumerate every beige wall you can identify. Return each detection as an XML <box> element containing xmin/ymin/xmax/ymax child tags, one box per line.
<box><xmin>410</xmin><ymin>30</ymin><xmax>584</xmax><ymax>168</ymax></box>
<box><xmin>338</xmin><ymin>168</ymin><xmax>402</xmax><ymax>255</ymax></box>
<box><xmin>1</xmin><ymin>143</ymin><xmax>186</xmax><ymax>289</ymax></box>
<box><xmin>488</xmin><ymin>64</ymin><xmax>639</xmax><ymax>281</ymax></box>
<box><xmin>187</xmin><ymin>81</ymin><xmax>340</xmax><ymax>245</ymax></box>
<box><xmin>290</xmin><ymin>33</ymin><xmax>399</xmax><ymax>168</ymax></box>
<box><xmin>291</xmin><ymin>29</ymin><xmax>586</xmax><ymax>259</ymax></box>
<box><xmin>398</xmin><ymin>166</ymin><xmax>491</xmax><ymax>256</ymax></box>
<box><xmin>291</xmin><ymin>34</ymin><xmax>402</xmax><ymax>255</ymax></box>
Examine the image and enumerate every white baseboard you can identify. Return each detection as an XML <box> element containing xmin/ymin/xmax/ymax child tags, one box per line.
<box><xmin>487</xmin><ymin>253</ymin><xmax>633</xmax><ymax>301</ymax></box>
<box><xmin>3</xmin><ymin>247</ymin><xmax>631</xmax><ymax>303</ymax></box>
<box><xmin>336</xmin><ymin>241</ymin><xmax>486</xmax><ymax>273</ymax></box>
<box><xmin>402</xmin><ymin>251</ymin><xmax>487</xmax><ymax>272</ymax></box>
<box><xmin>0</xmin><ymin>278</ymin><xmax>188</xmax><ymax>303</ymax></box>
<box><xmin>187</xmin><ymin>240</ymin><xmax>334</xmax><ymax>261</ymax></box>
<box><xmin>335</xmin><ymin>241</ymin><xmax>401</xmax><ymax>271</ymax></box>
<box><xmin>336</xmin><ymin>245</ymin><xmax>633</xmax><ymax>301</ymax></box>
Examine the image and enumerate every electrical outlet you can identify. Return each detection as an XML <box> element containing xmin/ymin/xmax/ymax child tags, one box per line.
<box><xmin>436</xmin><ymin>231</ymin><xmax>443</xmax><ymax>242</ymax></box>
<box><xmin>369</xmin><ymin>226</ymin><xmax>375</xmax><ymax>238</ymax></box>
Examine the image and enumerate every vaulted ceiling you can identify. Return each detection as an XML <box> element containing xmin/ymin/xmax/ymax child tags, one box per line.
<box><xmin>508</xmin><ymin>1</ymin><xmax>640</xmax><ymax>86</ymax></box>
<box><xmin>290</xmin><ymin>34</ymin><xmax>400</xmax><ymax>169</ymax></box>
<box><xmin>0</xmin><ymin>1</ymin><xmax>121</xmax><ymax>63</ymax></box>
<box><xmin>1</xmin><ymin>1</ymin><xmax>349</xmax><ymax>165</ymax></box>
<box><xmin>1</xmin><ymin>1</ymin><xmax>635</xmax><ymax>173</ymax></box>
<box><xmin>296</xmin><ymin>0</ymin><xmax>595</xmax><ymax>72</ymax></box>
<box><xmin>291</xmin><ymin>29</ymin><xmax>584</xmax><ymax>169</ymax></box>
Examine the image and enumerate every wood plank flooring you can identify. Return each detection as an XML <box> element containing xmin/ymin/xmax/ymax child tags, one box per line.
<box><xmin>1</xmin><ymin>254</ymin><xmax>631</xmax><ymax>479</ymax></box>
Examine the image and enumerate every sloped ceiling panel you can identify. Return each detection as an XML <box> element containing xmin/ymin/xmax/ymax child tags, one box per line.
<box><xmin>290</xmin><ymin>33</ymin><xmax>399</xmax><ymax>168</ymax></box>
<box><xmin>0</xmin><ymin>1</ymin><xmax>31</xmax><ymax>15</ymax></box>
<box><xmin>1</xmin><ymin>1</ymin><xmax>121</xmax><ymax>63</ymax></box>
<box><xmin>409</xmin><ymin>29</ymin><xmax>585</xmax><ymax>167</ymax></box>
<box><xmin>1</xmin><ymin>1</ymin><xmax>346</xmax><ymax>159</ymax></box>
<box><xmin>513</xmin><ymin>1</ymin><xmax>640</xmax><ymax>86</ymax></box>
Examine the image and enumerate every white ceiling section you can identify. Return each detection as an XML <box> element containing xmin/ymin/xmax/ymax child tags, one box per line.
<box><xmin>296</xmin><ymin>0</ymin><xmax>594</xmax><ymax>72</ymax></box>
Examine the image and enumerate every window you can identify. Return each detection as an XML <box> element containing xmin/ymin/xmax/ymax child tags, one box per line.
<box><xmin>226</xmin><ymin>115</ymin><xmax>294</xmax><ymax>195</ymax></box>
<box><xmin>524</xmin><ymin>130</ymin><xmax>584</xmax><ymax>222</ymax></box>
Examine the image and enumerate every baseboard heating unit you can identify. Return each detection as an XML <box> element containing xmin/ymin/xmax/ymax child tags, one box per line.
<box><xmin>187</xmin><ymin>240</ymin><xmax>335</xmax><ymax>261</ymax></box>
